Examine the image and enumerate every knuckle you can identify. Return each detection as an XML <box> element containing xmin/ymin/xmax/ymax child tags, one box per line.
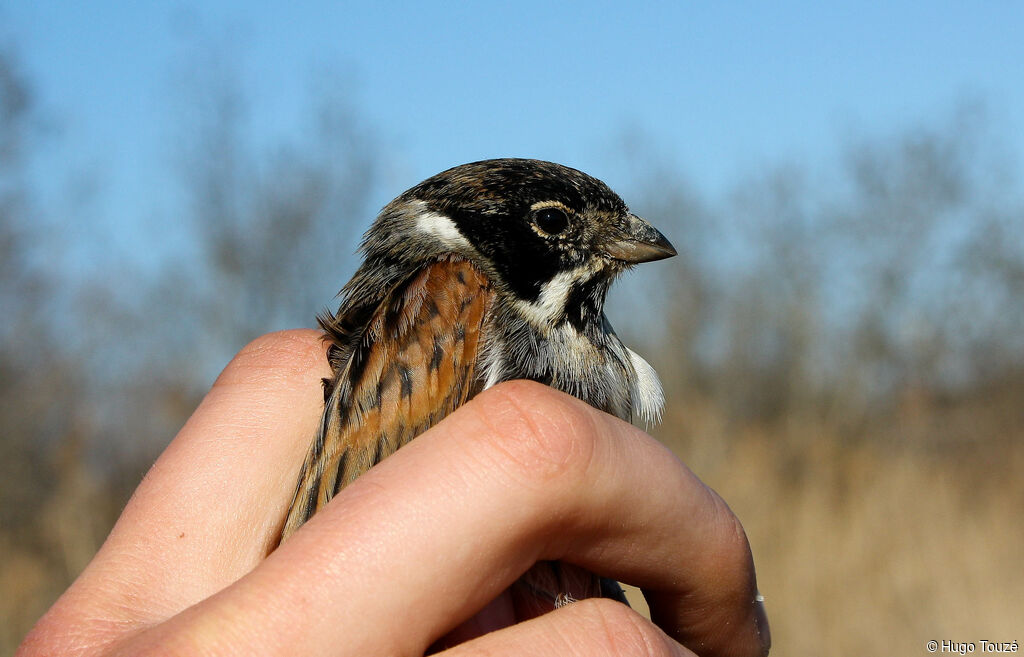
<box><xmin>574</xmin><ymin>598</ymin><xmax>678</xmax><ymax>657</ymax></box>
<box><xmin>467</xmin><ymin>380</ymin><xmax>600</xmax><ymax>490</ymax></box>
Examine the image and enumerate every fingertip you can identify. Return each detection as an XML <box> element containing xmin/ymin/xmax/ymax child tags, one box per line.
<box><xmin>646</xmin><ymin>503</ymin><xmax>768</xmax><ymax>657</ymax></box>
<box><xmin>214</xmin><ymin>329</ymin><xmax>330</xmax><ymax>389</ymax></box>
<box><xmin>753</xmin><ymin>597</ymin><xmax>772</xmax><ymax>657</ymax></box>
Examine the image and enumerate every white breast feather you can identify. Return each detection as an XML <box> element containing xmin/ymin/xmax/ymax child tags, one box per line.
<box><xmin>481</xmin><ymin>348</ymin><xmax>505</xmax><ymax>390</ymax></box>
<box><xmin>625</xmin><ymin>347</ymin><xmax>664</xmax><ymax>426</ymax></box>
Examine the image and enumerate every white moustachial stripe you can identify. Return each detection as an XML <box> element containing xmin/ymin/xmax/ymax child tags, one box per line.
<box><xmin>513</xmin><ymin>264</ymin><xmax>598</xmax><ymax>328</ymax></box>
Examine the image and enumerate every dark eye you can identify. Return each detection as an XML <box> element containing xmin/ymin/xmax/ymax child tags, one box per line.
<box><xmin>534</xmin><ymin>207</ymin><xmax>569</xmax><ymax>235</ymax></box>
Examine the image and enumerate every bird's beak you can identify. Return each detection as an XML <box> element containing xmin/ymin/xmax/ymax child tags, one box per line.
<box><xmin>600</xmin><ymin>214</ymin><xmax>677</xmax><ymax>264</ymax></box>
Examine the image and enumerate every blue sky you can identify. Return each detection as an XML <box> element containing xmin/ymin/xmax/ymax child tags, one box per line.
<box><xmin>4</xmin><ymin>1</ymin><xmax>1023</xmax><ymax>256</ymax></box>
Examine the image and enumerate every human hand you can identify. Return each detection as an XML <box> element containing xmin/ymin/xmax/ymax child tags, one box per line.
<box><xmin>19</xmin><ymin>330</ymin><xmax>769</xmax><ymax>657</ymax></box>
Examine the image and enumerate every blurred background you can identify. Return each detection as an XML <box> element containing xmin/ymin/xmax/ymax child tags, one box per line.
<box><xmin>2</xmin><ymin>2</ymin><xmax>1022</xmax><ymax>654</ymax></box>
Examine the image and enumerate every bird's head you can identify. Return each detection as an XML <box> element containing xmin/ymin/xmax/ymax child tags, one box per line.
<box><xmin>362</xmin><ymin>158</ymin><xmax>676</xmax><ymax>330</ymax></box>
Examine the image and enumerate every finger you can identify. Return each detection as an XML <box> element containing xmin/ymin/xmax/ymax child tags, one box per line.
<box><xmin>466</xmin><ymin>382</ymin><xmax>770</xmax><ymax>657</ymax></box>
<box><xmin>440</xmin><ymin>598</ymin><xmax>695</xmax><ymax>657</ymax></box>
<box><xmin>38</xmin><ymin>330</ymin><xmax>330</xmax><ymax>635</ymax></box>
<box><xmin>142</xmin><ymin>379</ymin><xmax>767</xmax><ymax>657</ymax></box>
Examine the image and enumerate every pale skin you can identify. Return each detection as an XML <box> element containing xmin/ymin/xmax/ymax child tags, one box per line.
<box><xmin>18</xmin><ymin>330</ymin><xmax>770</xmax><ymax>657</ymax></box>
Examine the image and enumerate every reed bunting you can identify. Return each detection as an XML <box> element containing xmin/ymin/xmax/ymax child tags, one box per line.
<box><xmin>278</xmin><ymin>158</ymin><xmax>675</xmax><ymax>619</ymax></box>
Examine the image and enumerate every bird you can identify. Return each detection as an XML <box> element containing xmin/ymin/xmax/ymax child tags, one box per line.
<box><xmin>277</xmin><ymin>158</ymin><xmax>676</xmax><ymax>626</ymax></box>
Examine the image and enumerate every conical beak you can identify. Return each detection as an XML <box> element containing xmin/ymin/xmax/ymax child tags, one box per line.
<box><xmin>600</xmin><ymin>214</ymin><xmax>677</xmax><ymax>264</ymax></box>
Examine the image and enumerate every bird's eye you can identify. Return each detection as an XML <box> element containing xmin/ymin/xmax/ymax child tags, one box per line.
<box><xmin>534</xmin><ymin>207</ymin><xmax>569</xmax><ymax>236</ymax></box>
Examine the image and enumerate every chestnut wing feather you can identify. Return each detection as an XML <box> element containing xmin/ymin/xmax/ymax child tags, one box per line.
<box><xmin>280</xmin><ymin>259</ymin><xmax>492</xmax><ymax>542</ymax></box>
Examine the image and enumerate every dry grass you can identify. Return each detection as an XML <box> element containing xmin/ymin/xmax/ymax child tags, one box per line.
<box><xmin>650</xmin><ymin>395</ymin><xmax>1024</xmax><ymax>656</ymax></box>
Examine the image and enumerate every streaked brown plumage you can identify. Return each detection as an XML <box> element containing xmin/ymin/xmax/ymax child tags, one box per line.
<box><xmin>281</xmin><ymin>258</ymin><xmax>492</xmax><ymax>538</ymax></box>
